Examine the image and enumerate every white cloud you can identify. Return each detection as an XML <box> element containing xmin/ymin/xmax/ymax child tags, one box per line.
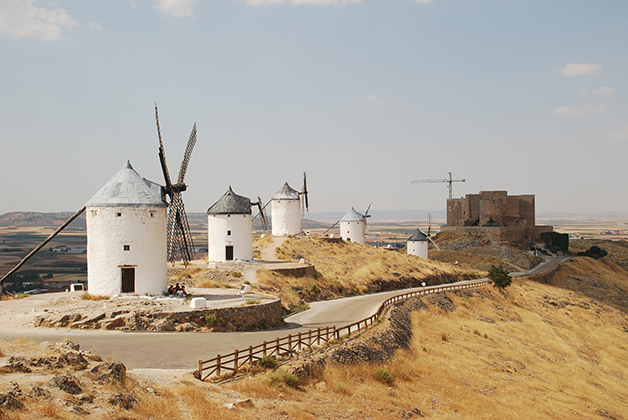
<box><xmin>358</xmin><ymin>95</ymin><xmax>390</xmax><ymax>105</ymax></box>
<box><xmin>89</xmin><ymin>22</ymin><xmax>102</xmax><ymax>30</ymax></box>
<box><xmin>415</xmin><ymin>0</ymin><xmax>433</xmax><ymax>3</ymax></box>
<box><xmin>0</xmin><ymin>0</ymin><xmax>78</xmax><ymax>41</ymax></box>
<box><xmin>559</xmin><ymin>63</ymin><xmax>602</xmax><ymax>77</ymax></box>
<box><xmin>578</xmin><ymin>88</ymin><xmax>590</xmax><ymax>94</ymax></box>
<box><xmin>246</xmin><ymin>0</ymin><xmax>285</xmax><ymax>4</ymax></box>
<box><xmin>553</xmin><ymin>104</ymin><xmax>608</xmax><ymax>116</ymax></box>
<box><xmin>153</xmin><ymin>0</ymin><xmax>198</xmax><ymax>18</ymax></box>
<box><xmin>610</xmin><ymin>126</ymin><xmax>628</xmax><ymax>140</ymax></box>
<box><xmin>594</xmin><ymin>86</ymin><xmax>616</xmax><ymax>96</ymax></box>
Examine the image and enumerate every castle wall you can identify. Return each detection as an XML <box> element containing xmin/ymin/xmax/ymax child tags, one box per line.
<box><xmin>447</xmin><ymin>198</ymin><xmax>465</xmax><ymax>226</ymax></box>
<box><xmin>518</xmin><ymin>195</ymin><xmax>535</xmax><ymax>226</ymax></box>
<box><xmin>440</xmin><ymin>225</ymin><xmax>553</xmax><ymax>243</ymax></box>
<box><xmin>479</xmin><ymin>197</ymin><xmax>504</xmax><ymax>226</ymax></box>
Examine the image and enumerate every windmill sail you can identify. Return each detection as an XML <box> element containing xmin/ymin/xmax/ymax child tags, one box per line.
<box><xmin>155</xmin><ymin>104</ymin><xmax>197</xmax><ymax>266</ymax></box>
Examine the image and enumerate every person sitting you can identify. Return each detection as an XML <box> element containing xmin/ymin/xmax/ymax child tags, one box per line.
<box><xmin>168</xmin><ymin>285</ymin><xmax>175</xmax><ymax>295</ymax></box>
<box><xmin>180</xmin><ymin>285</ymin><xmax>187</xmax><ymax>298</ymax></box>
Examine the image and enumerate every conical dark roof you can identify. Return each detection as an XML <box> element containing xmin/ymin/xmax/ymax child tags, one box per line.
<box><xmin>408</xmin><ymin>229</ymin><xmax>427</xmax><ymax>242</ymax></box>
<box><xmin>86</xmin><ymin>161</ymin><xmax>167</xmax><ymax>207</ymax></box>
<box><xmin>272</xmin><ymin>182</ymin><xmax>300</xmax><ymax>200</ymax></box>
<box><xmin>207</xmin><ymin>187</ymin><xmax>251</xmax><ymax>215</ymax></box>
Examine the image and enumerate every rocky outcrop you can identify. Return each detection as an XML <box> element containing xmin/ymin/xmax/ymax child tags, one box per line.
<box><xmin>33</xmin><ymin>298</ymin><xmax>284</xmax><ymax>333</ymax></box>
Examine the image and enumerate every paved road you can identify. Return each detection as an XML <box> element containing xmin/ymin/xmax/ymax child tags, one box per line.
<box><xmin>0</xmin><ymin>256</ymin><xmax>565</xmax><ymax>370</ymax></box>
<box><xmin>0</xmin><ymin>279</ymin><xmax>486</xmax><ymax>369</ymax></box>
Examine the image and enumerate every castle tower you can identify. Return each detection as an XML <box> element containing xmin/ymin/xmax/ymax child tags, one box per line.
<box><xmin>407</xmin><ymin>229</ymin><xmax>428</xmax><ymax>259</ymax></box>
<box><xmin>86</xmin><ymin>161</ymin><xmax>168</xmax><ymax>296</ymax></box>
<box><xmin>339</xmin><ymin>207</ymin><xmax>366</xmax><ymax>244</ymax></box>
<box><xmin>207</xmin><ymin>187</ymin><xmax>252</xmax><ymax>262</ymax></box>
<box><xmin>271</xmin><ymin>182</ymin><xmax>301</xmax><ymax>236</ymax></box>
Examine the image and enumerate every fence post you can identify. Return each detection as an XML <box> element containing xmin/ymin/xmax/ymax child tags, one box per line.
<box><xmin>263</xmin><ymin>341</ymin><xmax>267</xmax><ymax>357</ymax></box>
<box><xmin>198</xmin><ymin>360</ymin><xmax>203</xmax><ymax>381</ymax></box>
<box><xmin>216</xmin><ymin>354</ymin><xmax>221</xmax><ymax>377</ymax></box>
<box><xmin>275</xmin><ymin>337</ymin><xmax>280</xmax><ymax>356</ymax></box>
<box><xmin>288</xmin><ymin>334</ymin><xmax>292</xmax><ymax>353</ymax></box>
<box><xmin>334</xmin><ymin>325</ymin><xmax>338</xmax><ymax>340</ymax></box>
<box><xmin>308</xmin><ymin>329</ymin><xmax>312</xmax><ymax>347</ymax></box>
<box><xmin>249</xmin><ymin>346</ymin><xmax>253</xmax><ymax>365</ymax></box>
<box><xmin>234</xmin><ymin>349</ymin><xmax>239</xmax><ymax>373</ymax></box>
<box><xmin>298</xmin><ymin>331</ymin><xmax>302</xmax><ymax>351</ymax></box>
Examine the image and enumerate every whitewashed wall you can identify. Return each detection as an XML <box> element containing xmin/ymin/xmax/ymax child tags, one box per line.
<box><xmin>340</xmin><ymin>220</ymin><xmax>365</xmax><ymax>244</ymax></box>
<box><xmin>271</xmin><ymin>199</ymin><xmax>301</xmax><ymax>236</ymax></box>
<box><xmin>407</xmin><ymin>241</ymin><xmax>428</xmax><ymax>259</ymax></box>
<box><xmin>207</xmin><ymin>213</ymin><xmax>252</xmax><ymax>261</ymax></box>
<box><xmin>86</xmin><ymin>206</ymin><xmax>167</xmax><ymax>296</ymax></box>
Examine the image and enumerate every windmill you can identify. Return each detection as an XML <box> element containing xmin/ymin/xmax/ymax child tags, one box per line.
<box><xmin>155</xmin><ymin>104</ymin><xmax>197</xmax><ymax>266</ymax></box>
<box><xmin>413</xmin><ymin>213</ymin><xmax>440</xmax><ymax>250</ymax></box>
<box><xmin>323</xmin><ymin>204</ymin><xmax>371</xmax><ymax>243</ymax></box>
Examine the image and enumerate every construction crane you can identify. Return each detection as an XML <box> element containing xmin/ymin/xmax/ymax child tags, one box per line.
<box><xmin>411</xmin><ymin>172</ymin><xmax>465</xmax><ymax>199</ymax></box>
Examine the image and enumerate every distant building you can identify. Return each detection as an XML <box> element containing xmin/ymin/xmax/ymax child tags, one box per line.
<box><xmin>407</xmin><ymin>229</ymin><xmax>428</xmax><ymax>259</ymax></box>
<box><xmin>340</xmin><ymin>207</ymin><xmax>366</xmax><ymax>244</ymax></box>
<box><xmin>207</xmin><ymin>187</ymin><xmax>253</xmax><ymax>262</ymax></box>
<box><xmin>271</xmin><ymin>182</ymin><xmax>301</xmax><ymax>236</ymax></box>
<box><xmin>441</xmin><ymin>190</ymin><xmax>552</xmax><ymax>243</ymax></box>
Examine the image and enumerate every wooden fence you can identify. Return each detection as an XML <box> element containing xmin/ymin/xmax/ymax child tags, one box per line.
<box><xmin>197</xmin><ymin>279</ymin><xmax>490</xmax><ymax>381</ymax></box>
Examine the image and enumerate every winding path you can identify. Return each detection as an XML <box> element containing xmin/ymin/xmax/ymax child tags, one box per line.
<box><xmin>0</xmin><ymin>256</ymin><xmax>566</xmax><ymax>370</ymax></box>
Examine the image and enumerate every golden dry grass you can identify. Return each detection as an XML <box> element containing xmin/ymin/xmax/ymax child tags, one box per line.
<box><xmin>221</xmin><ymin>259</ymin><xmax>628</xmax><ymax>419</ymax></box>
<box><xmin>258</xmin><ymin>236</ymin><xmax>479</xmax><ymax>308</ymax></box>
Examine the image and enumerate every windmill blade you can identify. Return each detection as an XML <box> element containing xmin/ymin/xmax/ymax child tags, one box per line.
<box><xmin>174</xmin><ymin>197</ymin><xmax>195</xmax><ymax>265</ymax></box>
<box><xmin>322</xmin><ymin>220</ymin><xmax>340</xmax><ymax>236</ymax></box>
<box><xmin>302</xmin><ymin>172</ymin><xmax>309</xmax><ymax>213</ymax></box>
<box><xmin>256</xmin><ymin>196</ymin><xmax>268</xmax><ymax>231</ymax></box>
<box><xmin>252</xmin><ymin>199</ymin><xmax>272</xmax><ymax>222</ymax></box>
<box><xmin>167</xmin><ymin>192</ymin><xmax>195</xmax><ymax>265</ymax></box>
<box><xmin>1</xmin><ymin>207</ymin><xmax>86</xmax><ymax>296</ymax></box>
<box><xmin>177</xmin><ymin>123</ymin><xmax>197</xmax><ymax>185</ymax></box>
<box><xmin>155</xmin><ymin>104</ymin><xmax>173</xmax><ymax>190</ymax></box>
<box><xmin>364</xmin><ymin>203</ymin><xmax>372</xmax><ymax>226</ymax></box>
<box><xmin>427</xmin><ymin>213</ymin><xmax>432</xmax><ymax>237</ymax></box>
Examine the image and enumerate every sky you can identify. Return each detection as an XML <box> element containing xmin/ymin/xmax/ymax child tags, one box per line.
<box><xmin>1</xmin><ymin>0</ymin><xmax>627</xmax><ymax>218</ymax></box>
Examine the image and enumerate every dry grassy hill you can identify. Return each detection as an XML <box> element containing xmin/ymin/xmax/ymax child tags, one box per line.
<box><xmin>2</xmin><ymin>257</ymin><xmax>627</xmax><ymax>419</ymax></box>
<box><xmin>256</xmin><ymin>236</ymin><xmax>481</xmax><ymax>310</ymax></box>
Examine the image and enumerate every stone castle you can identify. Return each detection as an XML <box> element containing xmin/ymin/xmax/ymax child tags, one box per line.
<box><xmin>440</xmin><ymin>190</ymin><xmax>552</xmax><ymax>243</ymax></box>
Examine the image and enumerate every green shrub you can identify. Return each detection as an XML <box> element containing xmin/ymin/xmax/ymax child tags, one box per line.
<box><xmin>577</xmin><ymin>246</ymin><xmax>608</xmax><ymax>259</ymax></box>
<box><xmin>204</xmin><ymin>313</ymin><xmax>219</xmax><ymax>327</ymax></box>
<box><xmin>488</xmin><ymin>264</ymin><xmax>512</xmax><ymax>289</ymax></box>
<box><xmin>258</xmin><ymin>355</ymin><xmax>278</xmax><ymax>369</ymax></box>
<box><xmin>268</xmin><ymin>369</ymin><xmax>299</xmax><ymax>389</ymax></box>
<box><xmin>374</xmin><ymin>367</ymin><xmax>394</xmax><ymax>385</ymax></box>
<box><xmin>541</xmin><ymin>232</ymin><xmax>569</xmax><ymax>253</ymax></box>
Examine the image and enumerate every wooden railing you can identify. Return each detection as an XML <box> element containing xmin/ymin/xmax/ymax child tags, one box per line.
<box><xmin>197</xmin><ymin>279</ymin><xmax>490</xmax><ymax>381</ymax></box>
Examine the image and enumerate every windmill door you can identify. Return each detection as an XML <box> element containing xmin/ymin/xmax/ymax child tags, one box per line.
<box><xmin>121</xmin><ymin>267</ymin><xmax>135</xmax><ymax>293</ymax></box>
<box><xmin>225</xmin><ymin>246</ymin><xmax>234</xmax><ymax>261</ymax></box>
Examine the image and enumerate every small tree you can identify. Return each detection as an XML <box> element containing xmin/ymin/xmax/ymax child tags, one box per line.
<box><xmin>488</xmin><ymin>265</ymin><xmax>512</xmax><ymax>289</ymax></box>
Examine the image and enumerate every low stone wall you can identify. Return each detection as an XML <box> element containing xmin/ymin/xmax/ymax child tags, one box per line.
<box><xmin>440</xmin><ymin>225</ymin><xmax>553</xmax><ymax>243</ymax></box>
<box><xmin>526</xmin><ymin>264</ymin><xmax>562</xmax><ymax>284</ymax></box>
<box><xmin>269</xmin><ymin>264</ymin><xmax>317</xmax><ymax>278</ymax></box>
<box><xmin>34</xmin><ymin>297</ymin><xmax>285</xmax><ymax>333</ymax></box>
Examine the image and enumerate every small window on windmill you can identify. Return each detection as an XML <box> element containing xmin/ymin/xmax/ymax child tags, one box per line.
<box><xmin>124</xmin><ymin>245</ymin><xmax>130</xmax><ymax>251</ymax></box>
<box><xmin>150</xmin><ymin>212</ymin><xmax>154</xmax><ymax>218</ymax></box>
<box><xmin>227</xmin><ymin>214</ymin><xmax>231</xmax><ymax>218</ymax></box>
<box><xmin>116</xmin><ymin>212</ymin><xmax>122</xmax><ymax>217</ymax></box>
<box><xmin>91</xmin><ymin>210</ymin><xmax>97</xmax><ymax>217</ymax></box>
<box><xmin>227</xmin><ymin>230</ymin><xmax>231</xmax><ymax>236</ymax></box>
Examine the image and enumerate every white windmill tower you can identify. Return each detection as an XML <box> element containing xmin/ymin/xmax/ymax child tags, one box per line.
<box><xmin>407</xmin><ymin>229</ymin><xmax>428</xmax><ymax>259</ymax></box>
<box><xmin>339</xmin><ymin>205</ymin><xmax>370</xmax><ymax>244</ymax></box>
<box><xmin>207</xmin><ymin>187</ymin><xmax>266</xmax><ymax>262</ymax></box>
<box><xmin>85</xmin><ymin>161</ymin><xmax>168</xmax><ymax>296</ymax></box>
<box><xmin>270</xmin><ymin>173</ymin><xmax>309</xmax><ymax>236</ymax></box>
